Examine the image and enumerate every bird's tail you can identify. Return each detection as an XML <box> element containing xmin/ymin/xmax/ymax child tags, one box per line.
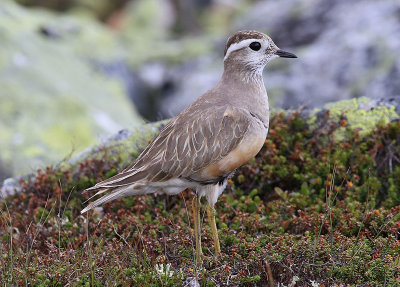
<box><xmin>80</xmin><ymin>183</ymin><xmax>146</xmax><ymax>214</ymax></box>
<box><xmin>81</xmin><ymin>168</ymin><xmax>149</xmax><ymax>214</ymax></box>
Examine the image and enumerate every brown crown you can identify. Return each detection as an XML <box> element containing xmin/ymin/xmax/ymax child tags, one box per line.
<box><xmin>224</xmin><ymin>30</ymin><xmax>267</xmax><ymax>56</ymax></box>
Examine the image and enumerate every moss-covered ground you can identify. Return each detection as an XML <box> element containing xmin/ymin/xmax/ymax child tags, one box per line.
<box><xmin>1</xmin><ymin>110</ymin><xmax>400</xmax><ymax>286</ymax></box>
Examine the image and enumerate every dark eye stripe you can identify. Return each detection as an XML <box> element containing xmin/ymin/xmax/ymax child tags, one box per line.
<box><xmin>249</xmin><ymin>42</ymin><xmax>261</xmax><ymax>51</ymax></box>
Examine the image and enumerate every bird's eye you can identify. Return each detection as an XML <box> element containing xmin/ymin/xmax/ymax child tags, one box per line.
<box><xmin>249</xmin><ymin>42</ymin><xmax>261</xmax><ymax>51</ymax></box>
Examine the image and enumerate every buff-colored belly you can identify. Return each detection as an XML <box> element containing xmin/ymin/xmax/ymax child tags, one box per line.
<box><xmin>200</xmin><ymin>127</ymin><xmax>267</xmax><ymax>178</ymax></box>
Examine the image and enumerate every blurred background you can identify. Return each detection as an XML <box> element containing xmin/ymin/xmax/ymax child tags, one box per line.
<box><xmin>1</xmin><ymin>0</ymin><xmax>400</xmax><ymax>183</ymax></box>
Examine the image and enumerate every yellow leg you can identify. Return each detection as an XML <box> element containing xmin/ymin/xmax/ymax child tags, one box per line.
<box><xmin>192</xmin><ymin>195</ymin><xmax>202</xmax><ymax>264</ymax></box>
<box><xmin>206</xmin><ymin>205</ymin><xmax>221</xmax><ymax>255</ymax></box>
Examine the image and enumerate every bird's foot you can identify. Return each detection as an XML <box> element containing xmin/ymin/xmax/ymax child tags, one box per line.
<box><xmin>195</xmin><ymin>251</ymin><xmax>214</xmax><ymax>265</ymax></box>
<box><xmin>201</xmin><ymin>253</ymin><xmax>212</xmax><ymax>261</ymax></box>
<box><xmin>196</xmin><ymin>250</ymin><xmax>221</xmax><ymax>265</ymax></box>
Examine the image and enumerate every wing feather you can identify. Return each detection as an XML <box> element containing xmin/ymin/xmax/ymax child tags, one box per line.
<box><xmin>84</xmin><ymin>105</ymin><xmax>253</xmax><ymax>193</ymax></box>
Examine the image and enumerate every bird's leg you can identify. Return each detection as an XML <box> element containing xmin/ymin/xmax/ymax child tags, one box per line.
<box><xmin>192</xmin><ymin>194</ymin><xmax>203</xmax><ymax>264</ymax></box>
<box><xmin>206</xmin><ymin>204</ymin><xmax>221</xmax><ymax>255</ymax></box>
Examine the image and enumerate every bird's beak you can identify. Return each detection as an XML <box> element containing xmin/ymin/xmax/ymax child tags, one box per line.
<box><xmin>275</xmin><ymin>49</ymin><xmax>297</xmax><ymax>58</ymax></box>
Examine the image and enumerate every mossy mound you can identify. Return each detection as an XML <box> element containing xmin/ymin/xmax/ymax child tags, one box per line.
<box><xmin>1</xmin><ymin>99</ymin><xmax>400</xmax><ymax>286</ymax></box>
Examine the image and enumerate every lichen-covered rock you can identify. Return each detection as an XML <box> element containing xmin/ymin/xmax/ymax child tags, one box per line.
<box><xmin>1</xmin><ymin>120</ymin><xmax>166</xmax><ymax>196</ymax></box>
<box><xmin>309</xmin><ymin>97</ymin><xmax>399</xmax><ymax>140</ymax></box>
<box><xmin>0</xmin><ymin>0</ymin><xmax>143</xmax><ymax>180</ymax></box>
<box><xmin>70</xmin><ymin>120</ymin><xmax>167</xmax><ymax>169</ymax></box>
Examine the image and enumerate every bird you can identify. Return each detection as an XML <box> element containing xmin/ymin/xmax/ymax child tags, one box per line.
<box><xmin>81</xmin><ymin>30</ymin><xmax>297</xmax><ymax>264</ymax></box>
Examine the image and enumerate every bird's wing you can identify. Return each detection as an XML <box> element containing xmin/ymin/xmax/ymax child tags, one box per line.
<box><xmin>85</xmin><ymin>105</ymin><xmax>253</xmax><ymax>192</ymax></box>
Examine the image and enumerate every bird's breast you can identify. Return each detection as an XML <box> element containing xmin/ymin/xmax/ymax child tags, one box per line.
<box><xmin>199</xmin><ymin>123</ymin><xmax>267</xmax><ymax>179</ymax></box>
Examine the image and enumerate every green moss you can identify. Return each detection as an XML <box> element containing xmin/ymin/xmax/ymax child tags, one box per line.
<box><xmin>2</xmin><ymin>100</ymin><xmax>400</xmax><ymax>286</ymax></box>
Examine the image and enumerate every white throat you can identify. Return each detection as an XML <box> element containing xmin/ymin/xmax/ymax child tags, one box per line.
<box><xmin>239</xmin><ymin>69</ymin><xmax>264</xmax><ymax>86</ymax></box>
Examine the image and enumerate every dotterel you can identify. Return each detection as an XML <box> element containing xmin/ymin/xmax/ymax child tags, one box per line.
<box><xmin>81</xmin><ymin>30</ymin><xmax>297</xmax><ymax>264</ymax></box>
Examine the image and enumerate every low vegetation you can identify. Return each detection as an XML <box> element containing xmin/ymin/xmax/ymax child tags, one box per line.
<box><xmin>1</xmin><ymin>110</ymin><xmax>400</xmax><ymax>286</ymax></box>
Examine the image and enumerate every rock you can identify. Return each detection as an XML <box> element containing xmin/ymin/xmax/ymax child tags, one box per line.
<box><xmin>1</xmin><ymin>177</ymin><xmax>21</xmax><ymax>198</ymax></box>
<box><xmin>0</xmin><ymin>1</ymin><xmax>143</xmax><ymax>181</ymax></box>
<box><xmin>70</xmin><ymin>120</ymin><xmax>167</xmax><ymax>168</ymax></box>
<box><xmin>308</xmin><ymin>97</ymin><xmax>399</xmax><ymax>141</ymax></box>
<box><xmin>238</xmin><ymin>0</ymin><xmax>400</xmax><ymax>109</ymax></box>
<box><xmin>157</xmin><ymin>0</ymin><xmax>400</xmax><ymax>117</ymax></box>
<box><xmin>1</xmin><ymin>120</ymin><xmax>166</xmax><ymax>197</ymax></box>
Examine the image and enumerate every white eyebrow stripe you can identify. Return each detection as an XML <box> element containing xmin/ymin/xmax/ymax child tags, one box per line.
<box><xmin>224</xmin><ymin>38</ymin><xmax>264</xmax><ymax>61</ymax></box>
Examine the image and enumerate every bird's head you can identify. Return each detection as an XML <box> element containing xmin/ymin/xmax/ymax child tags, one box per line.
<box><xmin>223</xmin><ymin>30</ymin><xmax>297</xmax><ymax>74</ymax></box>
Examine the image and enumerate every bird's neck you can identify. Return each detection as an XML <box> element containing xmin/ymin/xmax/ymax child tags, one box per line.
<box><xmin>222</xmin><ymin>61</ymin><xmax>266</xmax><ymax>93</ymax></box>
<box><xmin>216</xmin><ymin>61</ymin><xmax>269</xmax><ymax>125</ymax></box>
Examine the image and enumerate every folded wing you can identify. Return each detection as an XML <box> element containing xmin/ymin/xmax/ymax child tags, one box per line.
<box><xmin>81</xmin><ymin>105</ymin><xmax>253</xmax><ymax>212</ymax></box>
